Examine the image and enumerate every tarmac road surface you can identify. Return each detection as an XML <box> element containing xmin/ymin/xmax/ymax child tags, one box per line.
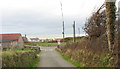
<box><xmin>38</xmin><ymin>46</ymin><xmax>75</xmax><ymax>68</ymax></box>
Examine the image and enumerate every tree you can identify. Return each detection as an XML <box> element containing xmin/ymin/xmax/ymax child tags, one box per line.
<box><xmin>84</xmin><ymin>10</ymin><xmax>106</xmax><ymax>38</ymax></box>
<box><xmin>105</xmin><ymin>0</ymin><xmax>116</xmax><ymax>52</ymax></box>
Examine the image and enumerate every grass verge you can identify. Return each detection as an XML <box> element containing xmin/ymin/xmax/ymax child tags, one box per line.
<box><xmin>63</xmin><ymin>55</ymin><xmax>83</xmax><ymax>68</ymax></box>
<box><xmin>56</xmin><ymin>48</ymin><xmax>83</xmax><ymax>68</ymax></box>
<box><xmin>28</xmin><ymin>55</ymin><xmax>40</xmax><ymax>67</ymax></box>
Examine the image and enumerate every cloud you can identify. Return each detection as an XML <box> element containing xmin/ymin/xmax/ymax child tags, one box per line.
<box><xmin>1</xmin><ymin>0</ymin><xmax>113</xmax><ymax>35</ymax></box>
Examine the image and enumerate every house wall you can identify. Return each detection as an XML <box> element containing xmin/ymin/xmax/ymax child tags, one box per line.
<box><xmin>0</xmin><ymin>43</ymin><xmax>1</xmax><ymax>51</ymax></box>
<box><xmin>2</xmin><ymin>36</ymin><xmax>24</xmax><ymax>49</ymax></box>
<box><xmin>11</xmin><ymin>40</ymin><xmax>18</xmax><ymax>48</ymax></box>
<box><xmin>18</xmin><ymin>36</ymin><xmax>24</xmax><ymax>47</ymax></box>
<box><xmin>2</xmin><ymin>42</ymin><xmax>11</xmax><ymax>49</ymax></box>
<box><xmin>2</xmin><ymin>40</ymin><xmax>21</xmax><ymax>50</ymax></box>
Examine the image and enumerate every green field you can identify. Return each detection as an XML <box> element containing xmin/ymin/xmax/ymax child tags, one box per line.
<box><xmin>37</xmin><ymin>42</ymin><xmax>65</xmax><ymax>46</ymax></box>
<box><xmin>26</xmin><ymin>42</ymin><xmax>66</xmax><ymax>46</ymax></box>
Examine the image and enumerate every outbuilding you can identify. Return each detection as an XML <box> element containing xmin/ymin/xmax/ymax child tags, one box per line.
<box><xmin>0</xmin><ymin>33</ymin><xmax>24</xmax><ymax>50</ymax></box>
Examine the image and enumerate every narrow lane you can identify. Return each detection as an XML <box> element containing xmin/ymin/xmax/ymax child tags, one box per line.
<box><xmin>38</xmin><ymin>46</ymin><xmax>75</xmax><ymax>67</ymax></box>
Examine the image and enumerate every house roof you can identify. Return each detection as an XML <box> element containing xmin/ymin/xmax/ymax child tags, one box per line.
<box><xmin>0</xmin><ymin>33</ymin><xmax>22</xmax><ymax>42</ymax></box>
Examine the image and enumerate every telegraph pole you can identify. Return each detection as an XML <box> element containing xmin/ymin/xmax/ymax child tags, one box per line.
<box><xmin>73</xmin><ymin>21</ymin><xmax>76</xmax><ymax>42</ymax></box>
<box><xmin>62</xmin><ymin>21</ymin><xmax>65</xmax><ymax>42</ymax></box>
<box><xmin>60</xmin><ymin>0</ymin><xmax>65</xmax><ymax>42</ymax></box>
<box><xmin>78</xmin><ymin>28</ymin><xmax>80</xmax><ymax>37</ymax></box>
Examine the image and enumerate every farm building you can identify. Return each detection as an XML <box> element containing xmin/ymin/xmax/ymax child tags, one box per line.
<box><xmin>30</xmin><ymin>38</ymin><xmax>40</xmax><ymax>41</ymax></box>
<box><xmin>0</xmin><ymin>33</ymin><xmax>24</xmax><ymax>50</ymax></box>
<box><xmin>22</xmin><ymin>37</ymin><xmax>29</xmax><ymax>43</ymax></box>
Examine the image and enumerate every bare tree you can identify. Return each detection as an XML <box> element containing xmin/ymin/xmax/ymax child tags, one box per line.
<box><xmin>84</xmin><ymin>10</ymin><xmax>106</xmax><ymax>38</ymax></box>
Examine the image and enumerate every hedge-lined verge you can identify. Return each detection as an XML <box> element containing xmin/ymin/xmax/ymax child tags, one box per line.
<box><xmin>56</xmin><ymin>48</ymin><xmax>83</xmax><ymax>67</ymax></box>
<box><xmin>2</xmin><ymin>50</ymin><xmax>39</xmax><ymax>67</ymax></box>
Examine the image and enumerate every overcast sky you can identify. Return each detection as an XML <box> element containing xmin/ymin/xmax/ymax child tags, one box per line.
<box><xmin>0</xmin><ymin>0</ymin><xmax>119</xmax><ymax>36</ymax></box>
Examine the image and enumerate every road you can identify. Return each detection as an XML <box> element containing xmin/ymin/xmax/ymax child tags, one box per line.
<box><xmin>37</xmin><ymin>46</ymin><xmax>75</xmax><ymax>67</ymax></box>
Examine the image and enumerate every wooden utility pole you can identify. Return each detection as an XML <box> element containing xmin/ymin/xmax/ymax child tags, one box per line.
<box><xmin>60</xmin><ymin>0</ymin><xmax>65</xmax><ymax>42</ymax></box>
<box><xmin>73</xmin><ymin>21</ymin><xmax>76</xmax><ymax>42</ymax></box>
<box><xmin>62</xmin><ymin>21</ymin><xmax>65</xmax><ymax>42</ymax></box>
<box><xmin>78</xmin><ymin>28</ymin><xmax>80</xmax><ymax>37</ymax></box>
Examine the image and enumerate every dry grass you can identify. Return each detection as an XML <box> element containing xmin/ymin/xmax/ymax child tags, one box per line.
<box><xmin>59</xmin><ymin>35</ymin><xmax>119</xmax><ymax>67</ymax></box>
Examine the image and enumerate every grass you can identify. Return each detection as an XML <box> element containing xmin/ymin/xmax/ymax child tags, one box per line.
<box><xmin>63</xmin><ymin>56</ymin><xmax>83</xmax><ymax>68</ymax></box>
<box><xmin>28</xmin><ymin>56</ymin><xmax>39</xmax><ymax>67</ymax></box>
<box><xmin>99</xmin><ymin>55</ymin><xmax>111</xmax><ymax>67</ymax></box>
<box><xmin>28</xmin><ymin>50</ymin><xmax>41</xmax><ymax>69</ymax></box>
<box><xmin>2</xmin><ymin>48</ymin><xmax>34</xmax><ymax>55</ymax></box>
<box><xmin>56</xmin><ymin>48</ymin><xmax>83</xmax><ymax>68</ymax></box>
<box><xmin>37</xmin><ymin>50</ymin><xmax>41</xmax><ymax>54</ymax></box>
<box><xmin>28</xmin><ymin>54</ymin><xmax>40</xmax><ymax>67</ymax></box>
<box><xmin>26</xmin><ymin>42</ymin><xmax>66</xmax><ymax>46</ymax></box>
<box><xmin>2</xmin><ymin>48</ymin><xmax>41</xmax><ymax>68</ymax></box>
<box><xmin>38</xmin><ymin>42</ymin><xmax>58</xmax><ymax>46</ymax></box>
<box><xmin>9</xmin><ymin>48</ymin><xmax>33</xmax><ymax>52</ymax></box>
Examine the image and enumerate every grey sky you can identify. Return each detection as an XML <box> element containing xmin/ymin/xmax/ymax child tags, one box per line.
<box><xmin>0</xmin><ymin>0</ymin><xmax>119</xmax><ymax>36</ymax></box>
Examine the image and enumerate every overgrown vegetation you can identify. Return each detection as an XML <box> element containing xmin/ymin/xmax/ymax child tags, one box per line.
<box><xmin>56</xmin><ymin>48</ymin><xmax>83</xmax><ymax>67</ymax></box>
<box><xmin>84</xmin><ymin>10</ymin><xmax>106</xmax><ymax>38</ymax></box>
<box><xmin>2</xmin><ymin>48</ymin><xmax>40</xmax><ymax>67</ymax></box>
<box><xmin>58</xmin><ymin>1</ymin><xmax>119</xmax><ymax>67</ymax></box>
<box><xmin>59</xmin><ymin>36</ymin><xmax>114</xmax><ymax>67</ymax></box>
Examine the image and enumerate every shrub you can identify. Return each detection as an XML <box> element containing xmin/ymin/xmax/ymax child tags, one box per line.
<box><xmin>59</xmin><ymin>35</ymin><xmax>115</xmax><ymax>67</ymax></box>
<box><xmin>2</xmin><ymin>50</ymin><xmax>38</xmax><ymax>67</ymax></box>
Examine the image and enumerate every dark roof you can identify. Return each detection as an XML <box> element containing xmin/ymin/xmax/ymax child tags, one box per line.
<box><xmin>0</xmin><ymin>33</ymin><xmax>21</xmax><ymax>43</ymax></box>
